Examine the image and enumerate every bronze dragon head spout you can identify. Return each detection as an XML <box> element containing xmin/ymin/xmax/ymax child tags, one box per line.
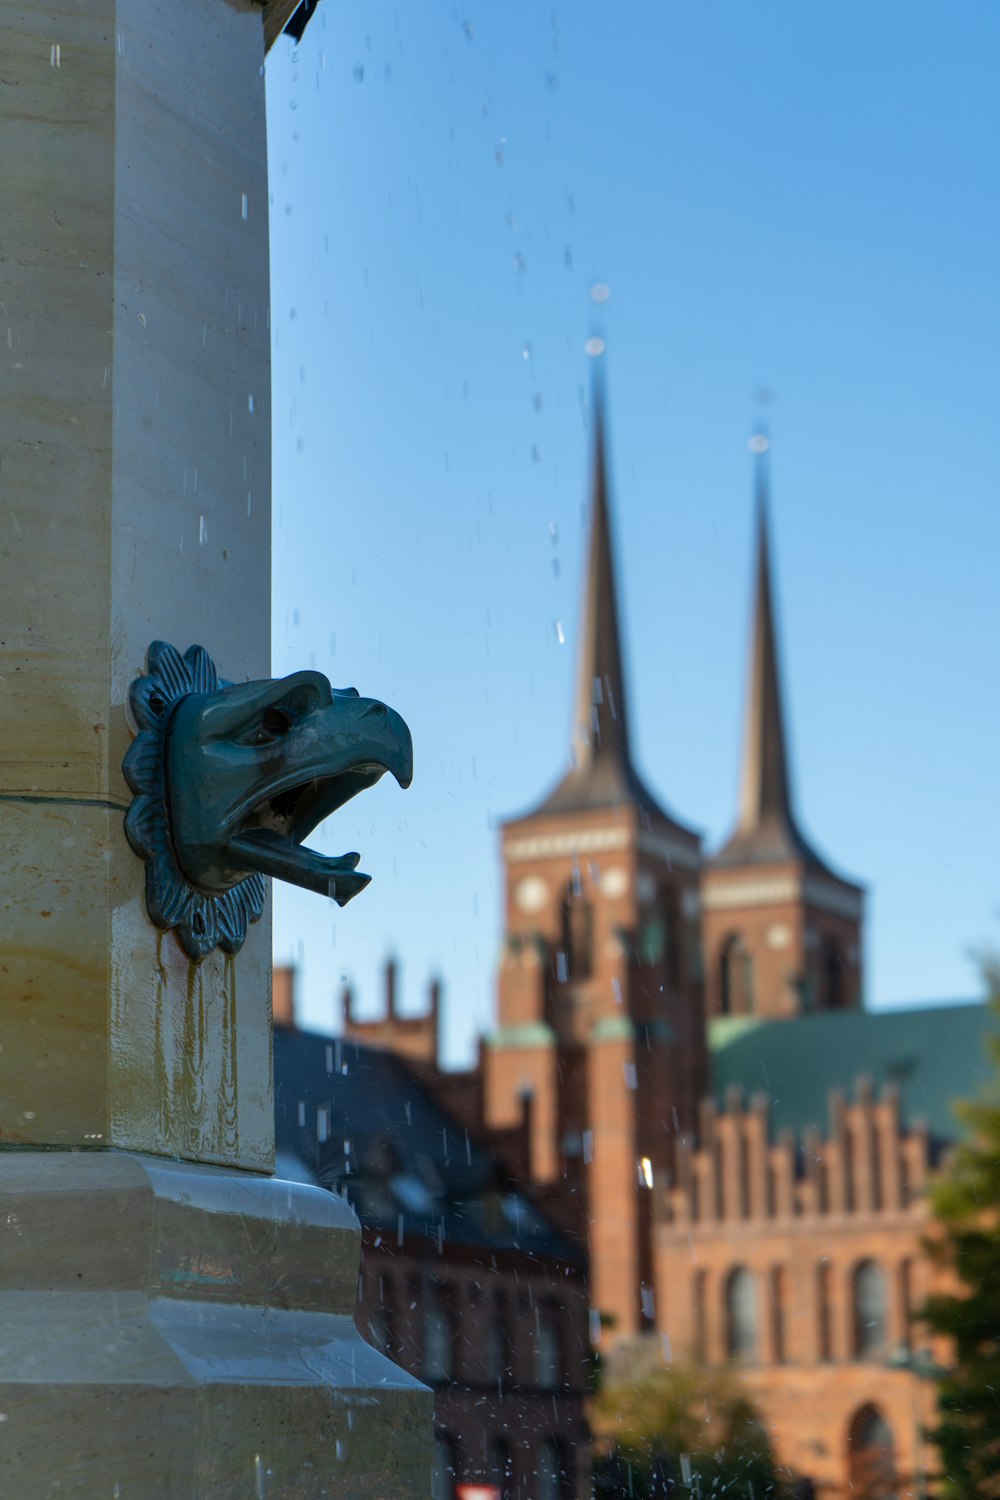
<box><xmin>124</xmin><ymin>642</ymin><xmax>412</xmax><ymax>960</ymax></box>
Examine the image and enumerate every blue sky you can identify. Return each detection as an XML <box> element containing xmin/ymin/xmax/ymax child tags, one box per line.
<box><xmin>265</xmin><ymin>1</ymin><xmax>1000</xmax><ymax>1063</ymax></box>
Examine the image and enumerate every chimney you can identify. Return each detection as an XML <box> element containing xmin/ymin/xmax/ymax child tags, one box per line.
<box><xmin>273</xmin><ymin>964</ymin><xmax>296</xmax><ymax>1030</ymax></box>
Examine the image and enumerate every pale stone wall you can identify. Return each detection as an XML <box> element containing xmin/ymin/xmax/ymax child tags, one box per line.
<box><xmin>0</xmin><ymin>0</ymin><xmax>271</xmax><ymax>1166</ymax></box>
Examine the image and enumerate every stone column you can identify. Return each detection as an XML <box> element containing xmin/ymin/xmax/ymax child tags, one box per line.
<box><xmin>0</xmin><ymin>0</ymin><xmax>274</xmax><ymax>1165</ymax></box>
<box><xmin>0</xmin><ymin>1</ymin><xmax>430</xmax><ymax>1491</ymax></box>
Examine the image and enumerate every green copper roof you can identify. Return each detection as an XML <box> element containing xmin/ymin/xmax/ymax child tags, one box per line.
<box><xmin>590</xmin><ymin>1015</ymin><xmax>636</xmax><ymax>1042</ymax></box>
<box><xmin>486</xmin><ymin>1021</ymin><xmax>557</xmax><ymax>1050</ymax></box>
<box><xmin>709</xmin><ymin>1001</ymin><xmax>995</xmax><ymax>1143</ymax></box>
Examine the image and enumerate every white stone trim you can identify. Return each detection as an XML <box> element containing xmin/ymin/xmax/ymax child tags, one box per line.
<box><xmin>701</xmin><ymin>876</ymin><xmax>799</xmax><ymax>911</ymax></box>
<box><xmin>505</xmin><ymin>826</ymin><xmax>630</xmax><ymax>862</ymax></box>
<box><xmin>702</xmin><ymin>872</ymin><xmax>862</xmax><ymax>921</ymax></box>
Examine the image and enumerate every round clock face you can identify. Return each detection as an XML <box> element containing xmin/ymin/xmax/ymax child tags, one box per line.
<box><xmin>514</xmin><ymin>875</ymin><xmax>548</xmax><ymax>915</ymax></box>
<box><xmin>766</xmin><ymin>923</ymin><xmax>792</xmax><ymax>951</ymax></box>
<box><xmin>601</xmin><ymin>866</ymin><xmax>629</xmax><ymax>899</ymax></box>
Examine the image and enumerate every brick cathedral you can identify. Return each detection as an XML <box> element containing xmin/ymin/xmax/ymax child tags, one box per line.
<box><xmin>344</xmin><ymin>385</ymin><xmax>991</xmax><ymax>1498</ymax></box>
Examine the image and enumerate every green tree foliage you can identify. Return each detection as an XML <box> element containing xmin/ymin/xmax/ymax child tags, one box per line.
<box><xmin>921</xmin><ymin>952</ymin><xmax>1000</xmax><ymax>1499</ymax></box>
<box><xmin>592</xmin><ymin>1362</ymin><xmax>783</xmax><ymax>1498</ymax></box>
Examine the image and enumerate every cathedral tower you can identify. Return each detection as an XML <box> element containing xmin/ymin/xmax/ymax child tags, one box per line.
<box><xmin>701</xmin><ymin>442</ymin><xmax>864</xmax><ymax>1020</ymax></box>
<box><xmin>483</xmin><ymin>385</ymin><xmax>706</xmax><ymax>1341</ymax></box>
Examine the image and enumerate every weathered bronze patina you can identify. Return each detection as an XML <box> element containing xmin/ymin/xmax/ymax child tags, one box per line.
<box><xmin>124</xmin><ymin>641</ymin><xmax>412</xmax><ymax>959</ymax></box>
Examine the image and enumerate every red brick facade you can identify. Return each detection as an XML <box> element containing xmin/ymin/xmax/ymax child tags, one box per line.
<box><xmin>329</xmin><ymin>414</ymin><xmax>962</xmax><ymax>1498</ymax></box>
<box><xmin>655</xmin><ymin>1084</ymin><xmax>941</xmax><ymax>1497</ymax></box>
<box><xmin>482</xmin><ymin>799</ymin><xmax>706</xmax><ymax>1342</ymax></box>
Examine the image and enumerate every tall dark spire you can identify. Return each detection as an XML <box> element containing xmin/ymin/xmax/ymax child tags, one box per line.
<box><xmin>739</xmin><ymin>449</ymin><xmax>794</xmax><ymax>831</ymax></box>
<box><xmin>534</xmin><ymin>377</ymin><xmax>690</xmax><ymax>828</ymax></box>
<box><xmin>716</xmin><ymin>442</ymin><xmax>824</xmax><ymax>868</ymax></box>
<box><xmin>570</xmin><ymin>381</ymin><xmax>632</xmax><ymax>778</ymax></box>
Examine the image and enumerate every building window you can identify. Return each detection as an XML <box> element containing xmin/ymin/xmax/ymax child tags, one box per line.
<box><xmin>725</xmin><ymin>1266</ymin><xmax>757</xmax><ymax>1362</ymax></box>
<box><xmin>536</xmin><ymin>1439</ymin><xmax>569</xmax><ymax>1500</ymax></box>
<box><xmin>486</xmin><ymin>1299</ymin><xmax>509</xmax><ymax>1384</ymax></box>
<box><xmin>664</xmin><ymin>901</ymin><xmax>681</xmax><ymax>990</ymax></box>
<box><xmin>364</xmin><ymin>1273</ymin><xmax>395</xmax><ymax>1356</ymax></box>
<box><xmin>720</xmin><ymin>934</ymin><xmax>753</xmax><ymax>1016</ymax></box>
<box><xmin>853</xmin><ymin>1260</ymin><xmax>888</xmax><ymax>1359</ymax></box>
<box><xmin>561</xmin><ymin>880</ymin><xmax>593</xmax><ymax>980</ymax></box>
<box><xmin>847</xmin><ymin>1404</ymin><xmax>895</xmax><ymax>1496</ymax></box>
<box><xmin>534</xmin><ymin>1311</ymin><xmax>561</xmax><ymax>1389</ymax></box>
<box><xmin>817</xmin><ymin>1260</ymin><xmax>833</xmax><ymax>1363</ymax></box>
<box><xmin>823</xmin><ymin>936</ymin><xmax>845</xmax><ymax>1009</ymax></box>
<box><xmin>769</xmin><ymin>1266</ymin><xmax>786</xmax><ymax>1365</ymax></box>
<box><xmin>365</xmin><ymin>1306</ymin><xmax>390</xmax><ymax>1354</ymax></box>
<box><xmin>898</xmin><ymin>1258</ymin><xmax>914</xmax><ymax>1352</ymax></box>
<box><xmin>492</xmin><ymin>1437</ymin><xmax>514</xmax><ymax>1500</ymax></box>
<box><xmin>424</xmin><ymin>1293</ymin><xmax>455</xmax><ymax>1382</ymax></box>
<box><xmin>693</xmin><ymin>1269</ymin><xmax>707</xmax><ymax>1363</ymax></box>
<box><xmin>432</xmin><ymin>1433</ymin><xmax>458</xmax><ymax>1500</ymax></box>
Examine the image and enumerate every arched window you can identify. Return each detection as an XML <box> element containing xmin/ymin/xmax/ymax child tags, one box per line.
<box><xmin>534</xmin><ymin>1311</ymin><xmax>561</xmax><ymax>1389</ymax></box>
<box><xmin>365</xmin><ymin>1305</ymin><xmax>390</xmax><ymax>1355</ymax></box>
<box><xmin>823</xmin><ymin>936</ymin><xmax>844</xmax><ymax>1010</ymax></box>
<box><xmin>365</xmin><ymin>1272</ymin><xmax>395</xmax><ymax>1356</ymax></box>
<box><xmin>664</xmin><ymin>900</ymin><xmax>681</xmax><ymax>991</ymax></box>
<box><xmin>847</xmin><ymin>1404</ymin><xmax>895</xmax><ymax>1497</ymax></box>
<box><xmin>898</xmin><ymin>1258</ymin><xmax>914</xmax><ymax>1352</ymax></box>
<box><xmin>424</xmin><ymin>1292</ymin><xmax>455</xmax><ymax>1382</ymax></box>
<box><xmin>561</xmin><ymin>880</ymin><xmax>593</xmax><ymax>980</ymax></box>
<box><xmin>817</xmin><ymin>1260</ymin><xmax>833</xmax><ymax>1363</ymax></box>
<box><xmin>432</xmin><ymin>1433</ymin><xmax>458</xmax><ymax>1500</ymax></box>
<box><xmin>853</xmin><ymin>1260</ymin><xmax>888</xmax><ymax>1359</ymax></box>
<box><xmin>719</xmin><ymin>935</ymin><xmax>753</xmax><ymax>1016</ymax></box>
<box><xmin>804</xmin><ymin>925</ymin><xmax>821</xmax><ymax>1011</ymax></box>
<box><xmin>725</xmin><ymin>1266</ymin><xmax>757</xmax><ymax>1362</ymax></box>
<box><xmin>693</xmin><ymin>1269</ymin><xmax>707</xmax><ymax>1363</ymax></box>
<box><xmin>769</xmin><ymin>1266</ymin><xmax>786</xmax><ymax>1365</ymax></box>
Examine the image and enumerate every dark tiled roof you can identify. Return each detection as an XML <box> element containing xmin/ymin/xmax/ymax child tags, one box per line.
<box><xmin>274</xmin><ymin>1027</ymin><xmax>583</xmax><ymax>1264</ymax></box>
<box><xmin>710</xmin><ymin>1000</ymin><xmax>996</xmax><ymax>1143</ymax></box>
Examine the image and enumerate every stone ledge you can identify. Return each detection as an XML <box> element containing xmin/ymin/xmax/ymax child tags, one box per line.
<box><xmin>0</xmin><ymin>1151</ymin><xmax>432</xmax><ymax>1497</ymax></box>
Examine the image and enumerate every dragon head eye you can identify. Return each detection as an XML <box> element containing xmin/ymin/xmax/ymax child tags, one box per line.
<box><xmin>261</xmin><ymin>707</ymin><xmax>293</xmax><ymax>738</ymax></box>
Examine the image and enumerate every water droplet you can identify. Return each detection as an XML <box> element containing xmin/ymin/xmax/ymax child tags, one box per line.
<box><xmin>554</xmin><ymin>619</ymin><xmax>565</xmax><ymax>645</ymax></box>
<box><xmin>584</xmin><ymin>336</ymin><xmax>605</xmax><ymax>358</ymax></box>
<box><xmin>198</xmin><ymin>515</ymin><xmax>207</xmax><ymax>545</ymax></box>
<box><xmin>749</xmin><ymin>433</ymin><xmax>769</xmax><ymax>453</ymax></box>
<box><xmin>50</xmin><ymin>43</ymin><xmax>61</xmax><ymax>67</ymax></box>
<box><xmin>590</xmin><ymin>282</ymin><xmax>611</xmax><ymax>303</ymax></box>
<box><xmin>241</xmin><ymin>192</ymin><xmax>249</xmax><ymax>221</ymax></box>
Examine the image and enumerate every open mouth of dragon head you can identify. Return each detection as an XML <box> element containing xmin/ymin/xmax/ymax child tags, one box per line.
<box><xmin>124</xmin><ymin>643</ymin><xmax>413</xmax><ymax>959</ymax></box>
<box><xmin>165</xmin><ymin>670</ymin><xmax>413</xmax><ymax>906</ymax></box>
